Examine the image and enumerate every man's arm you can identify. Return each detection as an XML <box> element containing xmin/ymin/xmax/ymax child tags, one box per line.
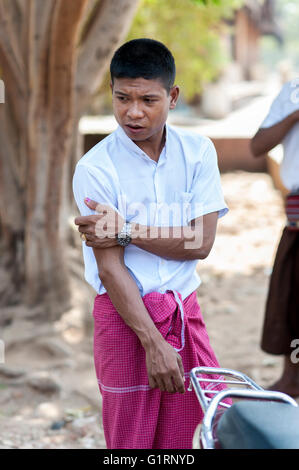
<box><xmin>130</xmin><ymin>211</ymin><xmax>218</xmax><ymax>260</ymax></box>
<box><xmin>92</xmin><ymin>245</ymin><xmax>185</xmax><ymax>394</ymax></box>
<box><xmin>76</xmin><ymin>199</ymin><xmax>219</xmax><ymax>261</ymax></box>
<box><xmin>251</xmin><ymin>110</ymin><xmax>299</xmax><ymax>157</ymax></box>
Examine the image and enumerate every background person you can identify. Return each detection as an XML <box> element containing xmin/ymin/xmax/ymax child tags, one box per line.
<box><xmin>251</xmin><ymin>79</ymin><xmax>299</xmax><ymax>398</ymax></box>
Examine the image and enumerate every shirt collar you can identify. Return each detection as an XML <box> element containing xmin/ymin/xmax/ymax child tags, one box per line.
<box><xmin>115</xmin><ymin>123</ymin><xmax>169</xmax><ymax>165</ymax></box>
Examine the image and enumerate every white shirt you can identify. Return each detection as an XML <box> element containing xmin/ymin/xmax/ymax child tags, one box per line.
<box><xmin>72</xmin><ymin>123</ymin><xmax>228</xmax><ymax>300</ymax></box>
<box><xmin>261</xmin><ymin>79</ymin><xmax>299</xmax><ymax>191</ymax></box>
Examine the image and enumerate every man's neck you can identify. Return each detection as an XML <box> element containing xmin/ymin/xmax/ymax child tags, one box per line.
<box><xmin>134</xmin><ymin>126</ymin><xmax>166</xmax><ymax>162</ymax></box>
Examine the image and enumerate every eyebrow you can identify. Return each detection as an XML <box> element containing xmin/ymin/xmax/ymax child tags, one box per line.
<box><xmin>114</xmin><ymin>91</ymin><xmax>129</xmax><ymax>96</ymax></box>
<box><xmin>114</xmin><ymin>90</ymin><xmax>161</xmax><ymax>98</ymax></box>
<box><xmin>142</xmin><ymin>94</ymin><xmax>160</xmax><ymax>98</ymax></box>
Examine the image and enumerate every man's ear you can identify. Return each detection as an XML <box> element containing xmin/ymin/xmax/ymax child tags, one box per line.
<box><xmin>169</xmin><ymin>85</ymin><xmax>179</xmax><ymax>110</ymax></box>
<box><xmin>110</xmin><ymin>81</ymin><xmax>113</xmax><ymax>92</ymax></box>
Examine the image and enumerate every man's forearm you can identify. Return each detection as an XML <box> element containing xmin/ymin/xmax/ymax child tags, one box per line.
<box><xmin>99</xmin><ymin>261</ymin><xmax>185</xmax><ymax>394</ymax></box>
<box><xmin>130</xmin><ymin>223</ymin><xmax>204</xmax><ymax>260</ymax></box>
<box><xmin>93</xmin><ymin>247</ymin><xmax>185</xmax><ymax>394</ymax></box>
<box><xmin>99</xmin><ymin>263</ymin><xmax>164</xmax><ymax>348</ymax></box>
<box><xmin>251</xmin><ymin>111</ymin><xmax>299</xmax><ymax>157</ymax></box>
<box><xmin>78</xmin><ymin>198</ymin><xmax>217</xmax><ymax>261</ymax></box>
<box><xmin>130</xmin><ymin>212</ymin><xmax>218</xmax><ymax>261</ymax></box>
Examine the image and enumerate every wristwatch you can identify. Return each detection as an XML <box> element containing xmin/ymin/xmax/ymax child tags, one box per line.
<box><xmin>116</xmin><ymin>222</ymin><xmax>132</xmax><ymax>246</ymax></box>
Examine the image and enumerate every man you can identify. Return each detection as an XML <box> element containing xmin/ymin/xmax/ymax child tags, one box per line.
<box><xmin>251</xmin><ymin>79</ymin><xmax>299</xmax><ymax>397</ymax></box>
<box><xmin>73</xmin><ymin>38</ymin><xmax>228</xmax><ymax>449</ymax></box>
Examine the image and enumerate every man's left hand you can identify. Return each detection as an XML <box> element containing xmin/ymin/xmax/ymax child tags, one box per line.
<box><xmin>74</xmin><ymin>198</ymin><xmax>124</xmax><ymax>248</ymax></box>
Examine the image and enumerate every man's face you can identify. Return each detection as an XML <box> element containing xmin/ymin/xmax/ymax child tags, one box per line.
<box><xmin>111</xmin><ymin>77</ymin><xmax>179</xmax><ymax>143</ymax></box>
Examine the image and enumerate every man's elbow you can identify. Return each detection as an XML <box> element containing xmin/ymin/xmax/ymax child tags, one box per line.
<box><xmin>250</xmin><ymin>130</ymin><xmax>268</xmax><ymax>158</ymax></box>
<box><xmin>196</xmin><ymin>245</ymin><xmax>211</xmax><ymax>260</ymax></box>
<box><xmin>250</xmin><ymin>136</ymin><xmax>263</xmax><ymax>158</ymax></box>
<box><xmin>92</xmin><ymin>246</ymin><xmax>125</xmax><ymax>282</ymax></box>
<box><xmin>188</xmin><ymin>240</ymin><xmax>212</xmax><ymax>260</ymax></box>
<box><xmin>186</xmin><ymin>229</ymin><xmax>215</xmax><ymax>260</ymax></box>
<box><xmin>98</xmin><ymin>264</ymin><xmax>124</xmax><ymax>283</ymax></box>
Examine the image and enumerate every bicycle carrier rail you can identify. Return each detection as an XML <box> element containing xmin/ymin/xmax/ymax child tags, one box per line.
<box><xmin>189</xmin><ymin>366</ymin><xmax>298</xmax><ymax>449</ymax></box>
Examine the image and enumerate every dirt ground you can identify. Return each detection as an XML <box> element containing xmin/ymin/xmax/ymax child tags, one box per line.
<box><xmin>0</xmin><ymin>170</ymin><xmax>296</xmax><ymax>449</ymax></box>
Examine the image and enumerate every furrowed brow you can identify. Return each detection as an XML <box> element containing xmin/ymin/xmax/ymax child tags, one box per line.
<box><xmin>114</xmin><ymin>91</ymin><xmax>129</xmax><ymax>96</ymax></box>
<box><xmin>142</xmin><ymin>94</ymin><xmax>160</xmax><ymax>98</ymax></box>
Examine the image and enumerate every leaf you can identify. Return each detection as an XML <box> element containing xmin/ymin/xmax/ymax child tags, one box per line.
<box><xmin>191</xmin><ymin>0</ymin><xmax>221</xmax><ymax>5</ymax></box>
<box><xmin>126</xmin><ymin>0</ymin><xmax>242</xmax><ymax>100</ymax></box>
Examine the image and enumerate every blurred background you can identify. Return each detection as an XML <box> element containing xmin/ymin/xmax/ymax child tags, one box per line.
<box><xmin>0</xmin><ymin>0</ymin><xmax>298</xmax><ymax>449</ymax></box>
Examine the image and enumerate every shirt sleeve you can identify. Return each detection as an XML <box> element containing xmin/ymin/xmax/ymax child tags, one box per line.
<box><xmin>187</xmin><ymin>138</ymin><xmax>228</xmax><ymax>223</ymax></box>
<box><xmin>72</xmin><ymin>163</ymin><xmax>120</xmax><ymax>217</ymax></box>
<box><xmin>260</xmin><ymin>83</ymin><xmax>291</xmax><ymax>129</ymax></box>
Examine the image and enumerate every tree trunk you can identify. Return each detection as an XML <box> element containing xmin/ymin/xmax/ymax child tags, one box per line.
<box><xmin>0</xmin><ymin>0</ymin><xmax>140</xmax><ymax>319</ymax></box>
<box><xmin>68</xmin><ymin>0</ymin><xmax>141</xmax><ymax>225</ymax></box>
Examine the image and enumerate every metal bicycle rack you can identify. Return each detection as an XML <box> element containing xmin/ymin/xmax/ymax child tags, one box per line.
<box><xmin>189</xmin><ymin>366</ymin><xmax>298</xmax><ymax>449</ymax></box>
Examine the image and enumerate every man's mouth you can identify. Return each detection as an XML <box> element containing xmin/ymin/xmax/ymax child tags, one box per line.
<box><xmin>126</xmin><ymin>124</ymin><xmax>145</xmax><ymax>132</ymax></box>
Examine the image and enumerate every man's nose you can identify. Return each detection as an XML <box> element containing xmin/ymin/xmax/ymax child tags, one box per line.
<box><xmin>127</xmin><ymin>102</ymin><xmax>144</xmax><ymax>119</ymax></box>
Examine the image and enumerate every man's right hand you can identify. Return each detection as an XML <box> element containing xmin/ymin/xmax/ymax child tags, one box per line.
<box><xmin>145</xmin><ymin>338</ymin><xmax>185</xmax><ymax>394</ymax></box>
<box><xmin>91</xmin><ymin>243</ymin><xmax>186</xmax><ymax>395</ymax></box>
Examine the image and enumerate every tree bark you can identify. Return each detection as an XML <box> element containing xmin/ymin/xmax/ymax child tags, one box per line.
<box><xmin>68</xmin><ymin>0</ymin><xmax>140</xmax><ymax>219</ymax></box>
<box><xmin>0</xmin><ymin>0</ymin><xmax>140</xmax><ymax>319</ymax></box>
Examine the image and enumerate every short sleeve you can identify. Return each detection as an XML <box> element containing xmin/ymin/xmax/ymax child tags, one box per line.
<box><xmin>260</xmin><ymin>83</ymin><xmax>292</xmax><ymax>129</ymax></box>
<box><xmin>72</xmin><ymin>163</ymin><xmax>120</xmax><ymax>217</ymax></box>
<box><xmin>187</xmin><ymin>138</ymin><xmax>228</xmax><ymax>223</ymax></box>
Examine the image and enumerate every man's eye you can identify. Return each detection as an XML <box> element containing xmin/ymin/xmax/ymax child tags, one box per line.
<box><xmin>118</xmin><ymin>96</ymin><xmax>128</xmax><ymax>102</ymax></box>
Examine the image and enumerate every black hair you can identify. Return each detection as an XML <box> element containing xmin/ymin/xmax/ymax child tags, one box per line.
<box><xmin>110</xmin><ymin>38</ymin><xmax>176</xmax><ymax>93</ymax></box>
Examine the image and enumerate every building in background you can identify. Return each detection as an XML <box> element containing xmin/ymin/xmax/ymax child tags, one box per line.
<box><xmin>230</xmin><ymin>0</ymin><xmax>282</xmax><ymax>80</ymax></box>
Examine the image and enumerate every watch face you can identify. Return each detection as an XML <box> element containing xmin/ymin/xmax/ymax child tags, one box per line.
<box><xmin>117</xmin><ymin>236</ymin><xmax>131</xmax><ymax>246</ymax></box>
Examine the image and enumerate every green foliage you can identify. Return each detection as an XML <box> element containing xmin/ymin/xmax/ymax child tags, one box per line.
<box><xmin>192</xmin><ymin>0</ymin><xmax>222</xmax><ymax>5</ymax></box>
<box><xmin>96</xmin><ymin>0</ymin><xmax>243</xmax><ymax>108</ymax></box>
<box><xmin>126</xmin><ymin>0</ymin><xmax>243</xmax><ymax>101</ymax></box>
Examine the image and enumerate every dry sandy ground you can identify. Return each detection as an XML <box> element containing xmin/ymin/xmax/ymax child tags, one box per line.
<box><xmin>0</xmin><ymin>170</ymin><xmax>296</xmax><ymax>449</ymax></box>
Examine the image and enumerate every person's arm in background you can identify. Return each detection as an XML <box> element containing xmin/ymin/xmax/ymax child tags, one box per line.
<box><xmin>251</xmin><ymin>110</ymin><xmax>299</xmax><ymax>157</ymax></box>
<box><xmin>92</xmin><ymin>244</ymin><xmax>185</xmax><ymax>394</ymax></box>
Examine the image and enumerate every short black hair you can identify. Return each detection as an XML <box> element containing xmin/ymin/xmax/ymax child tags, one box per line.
<box><xmin>110</xmin><ymin>38</ymin><xmax>176</xmax><ymax>93</ymax></box>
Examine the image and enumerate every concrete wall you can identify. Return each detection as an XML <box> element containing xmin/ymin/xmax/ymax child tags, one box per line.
<box><xmin>84</xmin><ymin>133</ymin><xmax>268</xmax><ymax>174</ymax></box>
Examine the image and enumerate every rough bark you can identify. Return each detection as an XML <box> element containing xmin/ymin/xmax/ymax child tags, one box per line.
<box><xmin>0</xmin><ymin>0</ymin><xmax>140</xmax><ymax>319</ymax></box>
<box><xmin>68</xmin><ymin>0</ymin><xmax>140</xmax><ymax>212</ymax></box>
<box><xmin>75</xmin><ymin>0</ymin><xmax>140</xmax><ymax>117</ymax></box>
